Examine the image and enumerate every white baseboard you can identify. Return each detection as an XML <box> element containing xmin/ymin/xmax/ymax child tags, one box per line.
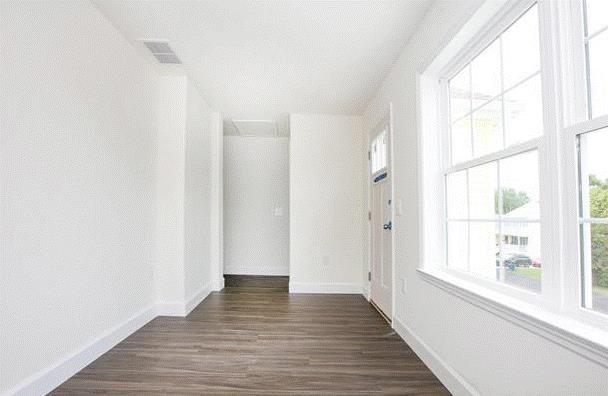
<box><xmin>213</xmin><ymin>276</ymin><xmax>225</xmax><ymax>291</ymax></box>
<box><xmin>362</xmin><ymin>284</ymin><xmax>370</xmax><ymax>300</ymax></box>
<box><xmin>184</xmin><ymin>282</ymin><xmax>213</xmax><ymax>315</ymax></box>
<box><xmin>224</xmin><ymin>266</ymin><xmax>288</xmax><ymax>276</ymax></box>
<box><xmin>289</xmin><ymin>281</ymin><xmax>362</xmax><ymax>294</ymax></box>
<box><xmin>392</xmin><ymin>316</ymin><xmax>478</xmax><ymax>396</ymax></box>
<box><xmin>5</xmin><ymin>305</ymin><xmax>156</xmax><ymax>396</ymax></box>
<box><xmin>5</xmin><ymin>284</ymin><xmax>218</xmax><ymax>396</ymax></box>
<box><xmin>155</xmin><ymin>301</ymin><xmax>186</xmax><ymax>317</ymax></box>
<box><xmin>157</xmin><ymin>282</ymin><xmax>214</xmax><ymax>317</ymax></box>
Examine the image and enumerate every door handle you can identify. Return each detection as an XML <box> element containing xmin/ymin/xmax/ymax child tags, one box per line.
<box><xmin>383</xmin><ymin>221</ymin><xmax>392</xmax><ymax>230</ymax></box>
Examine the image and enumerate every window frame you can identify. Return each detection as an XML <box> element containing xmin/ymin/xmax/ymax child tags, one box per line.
<box><xmin>418</xmin><ymin>0</ymin><xmax>608</xmax><ymax>339</ymax></box>
<box><xmin>437</xmin><ymin>0</ymin><xmax>558</xmax><ymax>310</ymax></box>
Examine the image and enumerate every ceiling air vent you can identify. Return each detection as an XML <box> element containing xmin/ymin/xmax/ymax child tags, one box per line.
<box><xmin>143</xmin><ymin>41</ymin><xmax>181</xmax><ymax>64</ymax></box>
<box><xmin>231</xmin><ymin>120</ymin><xmax>278</xmax><ymax>137</ymax></box>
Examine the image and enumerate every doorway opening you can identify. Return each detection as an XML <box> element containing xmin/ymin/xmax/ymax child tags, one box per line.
<box><xmin>369</xmin><ymin>110</ymin><xmax>394</xmax><ymax>321</ymax></box>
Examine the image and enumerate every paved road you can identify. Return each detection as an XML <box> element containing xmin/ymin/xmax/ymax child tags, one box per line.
<box><xmin>501</xmin><ymin>270</ymin><xmax>608</xmax><ymax>314</ymax></box>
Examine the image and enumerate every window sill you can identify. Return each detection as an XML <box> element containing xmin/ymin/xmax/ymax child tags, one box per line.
<box><xmin>417</xmin><ymin>267</ymin><xmax>608</xmax><ymax>368</ymax></box>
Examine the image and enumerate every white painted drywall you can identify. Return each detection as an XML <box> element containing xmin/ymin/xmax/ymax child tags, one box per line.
<box><xmin>209</xmin><ymin>113</ymin><xmax>225</xmax><ymax>290</ymax></box>
<box><xmin>155</xmin><ymin>76</ymin><xmax>218</xmax><ymax>306</ymax></box>
<box><xmin>363</xmin><ymin>0</ymin><xmax>608</xmax><ymax>394</ymax></box>
<box><xmin>184</xmin><ymin>80</ymin><xmax>215</xmax><ymax>301</ymax></box>
<box><xmin>0</xmin><ymin>1</ymin><xmax>158</xmax><ymax>392</ymax></box>
<box><xmin>92</xmin><ymin>1</ymin><xmax>432</xmax><ymax>134</ymax></box>
<box><xmin>289</xmin><ymin>114</ymin><xmax>365</xmax><ymax>293</ymax></box>
<box><xmin>155</xmin><ymin>76</ymin><xmax>187</xmax><ymax>304</ymax></box>
<box><xmin>223</xmin><ymin>136</ymin><xmax>289</xmax><ymax>276</ymax></box>
<box><xmin>1</xmin><ymin>3</ymin><xmax>222</xmax><ymax>392</ymax></box>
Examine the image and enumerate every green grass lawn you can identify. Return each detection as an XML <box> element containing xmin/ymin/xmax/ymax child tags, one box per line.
<box><xmin>593</xmin><ymin>285</ymin><xmax>608</xmax><ymax>296</ymax></box>
<box><xmin>513</xmin><ymin>267</ymin><xmax>541</xmax><ymax>280</ymax></box>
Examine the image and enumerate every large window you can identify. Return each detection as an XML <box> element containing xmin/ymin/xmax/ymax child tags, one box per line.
<box><xmin>446</xmin><ymin>5</ymin><xmax>542</xmax><ymax>293</ymax></box>
<box><xmin>421</xmin><ymin>0</ymin><xmax>608</xmax><ymax>336</ymax></box>
<box><xmin>579</xmin><ymin>128</ymin><xmax>608</xmax><ymax>315</ymax></box>
<box><xmin>577</xmin><ymin>0</ymin><xmax>608</xmax><ymax>316</ymax></box>
<box><xmin>584</xmin><ymin>0</ymin><xmax>608</xmax><ymax>118</ymax></box>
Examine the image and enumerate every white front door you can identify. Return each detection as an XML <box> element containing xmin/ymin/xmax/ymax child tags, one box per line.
<box><xmin>369</xmin><ymin>117</ymin><xmax>392</xmax><ymax>319</ymax></box>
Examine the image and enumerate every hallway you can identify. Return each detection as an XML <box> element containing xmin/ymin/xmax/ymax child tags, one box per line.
<box><xmin>52</xmin><ymin>276</ymin><xmax>448</xmax><ymax>395</ymax></box>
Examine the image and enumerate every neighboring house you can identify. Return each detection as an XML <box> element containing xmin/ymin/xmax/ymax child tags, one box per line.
<box><xmin>500</xmin><ymin>201</ymin><xmax>541</xmax><ymax>263</ymax></box>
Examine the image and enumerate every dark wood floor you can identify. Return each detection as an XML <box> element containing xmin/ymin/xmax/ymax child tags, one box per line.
<box><xmin>52</xmin><ymin>276</ymin><xmax>449</xmax><ymax>395</ymax></box>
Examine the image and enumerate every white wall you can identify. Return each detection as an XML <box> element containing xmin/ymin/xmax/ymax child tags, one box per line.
<box><xmin>184</xmin><ymin>80</ymin><xmax>215</xmax><ymax>301</ymax></box>
<box><xmin>155</xmin><ymin>76</ymin><xmax>187</xmax><ymax>304</ymax></box>
<box><xmin>289</xmin><ymin>114</ymin><xmax>365</xmax><ymax>293</ymax></box>
<box><xmin>0</xmin><ymin>1</ymin><xmax>158</xmax><ymax>392</ymax></box>
<box><xmin>223</xmin><ymin>136</ymin><xmax>290</xmax><ymax>276</ymax></box>
<box><xmin>155</xmin><ymin>76</ymin><xmax>218</xmax><ymax>312</ymax></box>
<box><xmin>363</xmin><ymin>0</ymin><xmax>608</xmax><ymax>394</ymax></box>
<box><xmin>1</xmin><ymin>2</ymin><xmax>222</xmax><ymax>393</ymax></box>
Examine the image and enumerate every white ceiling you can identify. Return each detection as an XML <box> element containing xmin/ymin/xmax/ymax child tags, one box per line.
<box><xmin>93</xmin><ymin>1</ymin><xmax>432</xmax><ymax>135</ymax></box>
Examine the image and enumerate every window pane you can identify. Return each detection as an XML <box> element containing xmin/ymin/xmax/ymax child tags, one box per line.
<box><xmin>579</xmin><ymin>127</ymin><xmax>608</xmax><ymax>219</ymax></box>
<box><xmin>579</xmin><ymin>127</ymin><xmax>608</xmax><ymax>315</ymax></box>
<box><xmin>587</xmin><ymin>223</ymin><xmax>608</xmax><ymax>315</ymax></box>
<box><xmin>504</xmin><ymin>75</ymin><xmax>543</xmax><ymax>146</ymax></box>
<box><xmin>500</xmin><ymin>150</ymin><xmax>540</xmax><ymax>218</ymax></box>
<box><xmin>588</xmin><ymin>31</ymin><xmax>608</xmax><ymax>118</ymax></box>
<box><xmin>451</xmin><ymin>116</ymin><xmax>472</xmax><ymax>164</ymax></box>
<box><xmin>447</xmin><ymin>171</ymin><xmax>468</xmax><ymax>219</ymax></box>
<box><xmin>500</xmin><ymin>222</ymin><xmax>541</xmax><ymax>293</ymax></box>
<box><xmin>585</xmin><ymin>0</ymin><xmax>608</xmax><ymax>37</ymax></box>
<box><xmin>468</xmin><ymin>161</ymin><xmax>497</xmax><ymax>219</ymax></box>
<box><xmin>371</xmin><ymin>131</ymin><xmax>387</xmax><ymax>174</ymax></box>
<box><xmin>450</xmin><ymin>66</ymin><xmax>471</xmax><ymax>121</ymax></box>
<box><xmin>502</xmin><ymin>5</ymin><xmax>540</xmax><ymax>89</ymax></box>
<box><xmin>448</xmin><ymin>221</ymin><xmax>468</xmax><ymax>271</ymax></box>
<box><xmin>472</xmin><ymin>98</ymin><xmax>503</xmax><ymax>157</ymax></box>
<box><xmin>471</xmin><ymin>40</ymin><xmax>501</xmax><ymax>108</ymax></box>
<box><xmin>469</xmin><ymin>221</ymin><xmax>498</xmax><ymax>280</ymax></box>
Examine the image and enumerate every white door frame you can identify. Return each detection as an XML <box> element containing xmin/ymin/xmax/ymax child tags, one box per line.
<box><xmin>367</xmin><ymin>103</ymin><xmax>396</xmax><ymax>323</ymax></box>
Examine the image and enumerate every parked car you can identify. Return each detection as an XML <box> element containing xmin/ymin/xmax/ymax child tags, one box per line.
<box><xmin>532</xmin><ymin>259</ymin><xmax>541</xmax><ymax>268</ymax></box>
<box><xmin>504</xmin><ymin>255</ymin><xmax>532</xmax><ymax>269</ymax></box>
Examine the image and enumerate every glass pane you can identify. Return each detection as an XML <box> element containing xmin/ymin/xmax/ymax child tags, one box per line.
<box><xmin>468</xmin><ymin>161</ymin><xmax>498</xmax><ymax>219</ymax></box>
<box><xmin>450</xmin><ymin>66</ymin><xmax>471</xmax><ymax>121</ymax></box>
<box><xmin>472</xmin><ymin>98</ymin><xmax>503</xmax><ymax>157</ymax></box>
<box><xmin>379</xmin><ymin>132</ymin><xmax>387</xmax><ymax>170</ymax></box>
<box><xmin>500</xmin><ymin>151</ymin><xmax>540</xmax><ymax>218</ymax></box>
<box><xmin>504</xmin><ymin>75</ymin><xmax>543</xmax><ymax>146</ymax></box>
<box><xmin>448</xmin><ymin>221</ymin><xmax>468</xmax><ymax>271</ymax></box>
<box><xmin>471</xmin><ymin>40</ymin><xmax>501</xmax><ymax>108</ymax></box>
<box><xmin>451</xmin><ymin>116</ymin><xmax>472</xmax><ymax>164</ymax></box>
<box><xmin>502</xmin><ymin>5</ymin><xmax>540</xmax><ymax>89</ymax></box>
<box><xmin>469</xmin><ymin>221</ymin><xmax>498</xmax><ymax>280</ymax></box>
<box><xmin>587</xmin><ymin>223</ymin><xmax>608</xmax><ymax>315</ymax></box>
<box><xmin>588</xmin><ymin>31</ymin><xmax>608</xmax><ymax>118</ymax></box>
<box><xmin>447</xmin><ymin>171</ymin><xmax>468</xmax><ymax>219</ymax></box>
<box><xmin>579</xmin><ymin>127</ymin><xmax>608</xmax><ymax>219</ymax></box>
<box><xmin>371</xmin><ymin>131</ymin><xmax>387</xmax><ymax>174</ymax></box>
<box><xmin>500</xmin><ymin>222</ymin><xmax>541</xmax><ymax>293</ymax></box>
<box><xmin>585</xmin><ymin>0</ymin><xmax>608</xmax><ymax>37</ymax></box>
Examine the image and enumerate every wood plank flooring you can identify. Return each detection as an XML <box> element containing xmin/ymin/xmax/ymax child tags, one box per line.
<box><xmin>52</xmin><ymin>276</ymin><xmax>450</xmax><ymax>395</ymax></box>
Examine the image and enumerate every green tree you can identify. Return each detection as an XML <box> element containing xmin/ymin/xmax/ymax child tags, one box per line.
<box><xmin>589</xmin><ymin>175</ymin><xmax>608</xmax><ymax>287</ymax></box>
<box><xmin>494</xmin><ymin>188</ymin><xmax>530</xmax><ymax>215</ymax></box>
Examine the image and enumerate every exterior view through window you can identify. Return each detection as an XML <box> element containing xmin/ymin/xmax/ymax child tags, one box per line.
<box><xmin>578</xmin><ymin>0</ymin><xmax>608</xmax><ymax>315</ymax></box>
<box><xmin>371</xmin><ymin>129</ymin><xmax>387</xmax><ymax>175</ymax></box>
<box><xmin>579</xmin><ymin>128</ymin><xmax>608</xmax><ymax>315</ymax></box>
<box><xmin>584</xmin><ymin>0</ymin><xmax>608</xmax><ymax>118</ymax></box>
<box><xmin>446</xmin><ymin>4</ymin><xmax>542</xmax><ymax>292</ymax></box>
